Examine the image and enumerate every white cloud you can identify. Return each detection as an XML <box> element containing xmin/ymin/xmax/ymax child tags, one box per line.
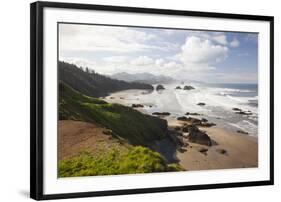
<box><xmin>230</xmin><ymin>38</ymin><xmax>240</xmax><ymax>48</ymax></box>
<box><xmin>186</xmin><ymin>31</ymin><xmax>229</xmax><ymax>46</ymax></box>
<box><xmin>61</xmin><ymin>55</ymin><xmax>183</xmax><ymax>76</ymax></box>
<box><xmin>59</xmin><ymin>24</ymin><xmax>160</xmax><ymax>53</ymax></box>
<box><xmin>61</xmin><ymin>35</ymin><xmax>229</xmax><ymax>78</ymax></box>
<box><xmin>59</xmin><ymin>25</ymin><xmax>255</xmax><ymax>83</ymax></box>
<box><xmin>212</xmin><ymin>34</ymin><xmax>228</xmax><ymax>45</ymax></box>
<box><xmin>102</xmin><ymin>56</ymin><xmax>130</xmax><ymax>63</ymax></box>
<box><xmin>179</xmin><ymin>36</ymin><xmax>228</xmax><ymax>71</ymax></box>
<box><xmin>155</xmin><ymin>58</ymin><xmax>165</xmax><ymax>66</ymax></box>
<box><xmin>60</xmin><ymin>57</ymin><xmax>99</xmax><ymax>71</ymax></box>
<box><xmin>131</xmin><ymin>56</ymin><xmax>154</xmax><ymax>66</ymax></box>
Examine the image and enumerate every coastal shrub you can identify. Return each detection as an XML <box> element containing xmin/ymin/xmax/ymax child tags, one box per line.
<box><xmin>59</xmin><ymin>146</ymin><xmax>183</xmax><ymax>177</ymax></box>
<box><xmin>59</xmin><ymin>82</ymin><xmax>167</xmax><ymax>146</ymax></box>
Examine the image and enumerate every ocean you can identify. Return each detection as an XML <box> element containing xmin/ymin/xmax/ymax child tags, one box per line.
<box><xmin>108</xmin><ymin>83</ymin><xmax>258</xmax><ymax>137</ymax></box>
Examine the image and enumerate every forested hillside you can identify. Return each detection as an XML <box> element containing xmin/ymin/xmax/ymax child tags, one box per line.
<box><xmin>59</xmin><ymin>61</ymin><xmax>154</xmax><ymax>97</ymax></box>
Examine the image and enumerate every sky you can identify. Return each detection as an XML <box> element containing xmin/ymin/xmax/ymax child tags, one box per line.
<box><xmin>59</xmin><ymin>23</ymin><xmax>258</xmax><ymax>84</ymax></box>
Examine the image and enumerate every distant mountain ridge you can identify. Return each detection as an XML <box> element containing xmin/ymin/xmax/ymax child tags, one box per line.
<box><xmin>59</xmin><ymin>61</ymin><xmax>153</xmax><ymax>98</ymax></box>
<box><xmin>110</xmin><ymin>72</ymin><xmax>174</xmax><ymax>84</ymax></box>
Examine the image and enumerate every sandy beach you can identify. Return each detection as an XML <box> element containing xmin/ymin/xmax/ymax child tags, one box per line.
<box><xmin>103</xmin><ymin>90</ymin><xmax>258</xmax><ymax>171</ymax></box>
<box><xmin>176</xmin><ymin>126</ymin><xmax>258</xmax><ymax>171</ymax></box>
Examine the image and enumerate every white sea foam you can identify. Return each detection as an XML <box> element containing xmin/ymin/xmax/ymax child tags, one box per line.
<box><xmin>108</xmin><ymin>83</ymin><xmax>258</xmax><ymax>136</ymax></box>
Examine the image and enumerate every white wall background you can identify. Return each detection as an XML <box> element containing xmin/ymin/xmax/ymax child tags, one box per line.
<box><xmin>0</xmin><ymin>0</ymin><xmax>279</xmax><ymax>201</ymax></box>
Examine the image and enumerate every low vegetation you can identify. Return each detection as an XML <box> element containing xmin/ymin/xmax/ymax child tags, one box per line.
<box><xmin>59</xmin><ymin>146</ymin><xmax>183</xmax><ymax>177</ymax></box>
<box><xmin>58</xmin><ymin>66</ymin><xmax>184</xmax><ymax>177</ymax></box>
<box><xmin>59</xmin><ymin>82</ymin><xmax>168</xmax><ymax>146</ymax></box>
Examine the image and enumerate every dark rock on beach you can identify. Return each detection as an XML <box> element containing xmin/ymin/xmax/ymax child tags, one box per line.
<box><xmin>187</xmin><ymin>125</ymin><xmax>212</xmax><ymax>146</ymax></box>
<box><xmin>237</xmin><ymin>130</ymin><xmax>249</xmax><ymax>135</ymax></box>
<box><xmin>156</xmin><ymin>85</ymin><xmax>165</xmax><ymax>91</ymax></box>
<box><xmin>232</xmin><ymin>107</ymin><xmax>242</xmax><ymax>111</ymax></box>
<box><xmin>201</xmin><ymin>118</ymin><xmax>208</xmax><ymax>122</ymax></box>
<box><xmin>185</xmin><ymin>112</ymin><xmax>202</xmax><ymax>116</ymax></box>
<box><xmin>216</xmin><ymin>148</ymin><xmax>227</xmax><ymax>155</ymax></box>
<box><xmin>186</xmin><ymin>117</ymin><xmax>202</xmax><ymax>125</ymax></box>
<box><xmin>198</xmin><ymin>147</ymin><xmax>208</xmax><ymax>155</ymax></box>
<box><xmin>152</xmin><ymin>112</ymin><xmax>171</xmax><ymax>116</ymax></box>
<box><xmin>183</xmin><ymin>85</ymin><xmax>195</xmax><ymax>90</ymax></box>
<box><xmin>131</xmin><ymin>104</ymin><xmax>144</xmax><ymax>108</ymax></box>
<box><xmin>174</xmin><ymin>126</ymin><xmax>182</xmax><ymax>131</ymax></box>
<box><xmin>197</xmin><ymin>102</ymin><xmax>206</xmax><ymax>106</ymax></box>
<box><xmin>200</xmin><ymin>122</ymin><xmax>216</xmax><ymax>127</ymax></box>
<box><xmin>232</xmin><ymin>108</ymin><xmax>253</xmax><ymax>116</ymax></box>
<box><xmin>235</xmin><ymin>111</ymin><xmax>253</xmax><ymax>115</ymax></box>
<box><xmin>175</xmin><ymin>86</ymin><xmax>182</xmax><ymax>89</ymax></box>
<box><xmin>178</xmin><ymin>116</ymin><xmax>215</xmax><ymax>127</ymax></box>
<box><xmin>177</xmin><ymin>116</ymin><xmax>189</xmax><ymax>121</ymax></box>
<box><xmin>182</xmin><ymin>124</ymin><xmax>197</xmax><ymax>133</ymax></box>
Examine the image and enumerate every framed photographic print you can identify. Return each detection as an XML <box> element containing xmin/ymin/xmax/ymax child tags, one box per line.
<box><xmin>30</xmin><ymin>1</ymin><xmax>274</xmax><ymax>200</ymax></box>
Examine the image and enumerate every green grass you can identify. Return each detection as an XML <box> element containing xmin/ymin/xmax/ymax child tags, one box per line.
<box><xmin>58</xmin><ymin>82</ymin><xmax>184</xmax><ymax>176</ymax></box>
<box><xmin>59</xmin><ymin>82</ymin><xmax>168</xmax><ymax>146</ymax></box>
<box><xmin>59</xmin><ymin>146</ymin><xmax>183</xmax><ymax>177</ymax></box>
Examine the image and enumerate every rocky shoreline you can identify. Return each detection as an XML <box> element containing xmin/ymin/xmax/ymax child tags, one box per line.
<box><xmin>103</xmin><ymin>88</ymin><xmax>258</xmax><ymax>171</ymax></box>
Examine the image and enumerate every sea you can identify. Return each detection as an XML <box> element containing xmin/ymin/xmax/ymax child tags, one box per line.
<box><xmin>108</xmin><ymin>83</ymin><xmax>258</xmax><ymax>137</ymax></box>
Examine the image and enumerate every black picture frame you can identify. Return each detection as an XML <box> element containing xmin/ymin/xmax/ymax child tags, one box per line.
<box><xmin>30</xmin><ymin>1</ymin><xmax>274</xmax><ymax>200</ymax></box>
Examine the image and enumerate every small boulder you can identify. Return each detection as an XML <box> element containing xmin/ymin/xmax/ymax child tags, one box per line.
<box><xmin>183</xmin><ymin>85</ymin><xmax>195</xmax><ymax>90</ymax></box>
<box><xmin>174</xmin><ymin>126</ymin><xmax>182</xmax><ymax>131</ymax></box>
<box><xmin>200</xmin><ymin>122</ymin><xmax>216</xmax><ymax>127</ymax></box>
<box><xmin>156</xmin><ymin>84</ymin><xmax>165</xmax><ymax>91</ymax></box>
<box><xmin>201</xmin><ymin>118</ymin><xmax>208</xmax><ymax>122</ymax></box>
<box><xmin>198</xmin><ymin>147</ymin><xmax>208</xmax><ymax>155</ymax></box>
<box><xmin>235</xmin><ymin>111</ymin><xmax>253</xmax><ymax>115</ymax></box>
<box><xmin>175</xmin><ymin>86</ymin><xmax>182</xmax><ymax>89</ymax></box>
<box><xmin>132</xmin><ymin>104</ymin><xmax>144</xmax><ymax>108</ymax></box>
<box><xmin>232</xmin><ymin>107</ymin><xmax>242</xmax><ymax>111</ymax></box>
<box><xmin>177</xmin><ymin>116</ymin><xmax>189</xmax><ymax>121</ymax></box>
<box><xmin>188</xmin><ymin>127</ymin><xmax>212</xmax><ymax>146</ymax></box>
<box><xmin>186</xmin><ymin>112</ymin><xmax>202</xmax><ymax>116</ymax></box>
<box><xmin>237</xmin><ymin>130</ymin><xmax>249</xmax><ymax>135</ymax></box>
<box><xmin>216</xmin><ymin>148</ymin><xmax>227</xmax><ymax>155</ymax></box>
<box><xmin>187</xmin><ymin>117</ymin><xmax>202</xmax><ymax>124</ymax></box>
<box><xmin>197</xmin><ymin>102</ymin><xmax>206</xmax><ymax>106</ymax></box>
<box><xmin>182</xmin><ymin>124</ymin><xmax>199</xmax><ymax>133</ymax></box>
<box><xmin>152</xmin><ymin>112</ymin><xmax>171</xmax><ymax>116</ymax></box>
